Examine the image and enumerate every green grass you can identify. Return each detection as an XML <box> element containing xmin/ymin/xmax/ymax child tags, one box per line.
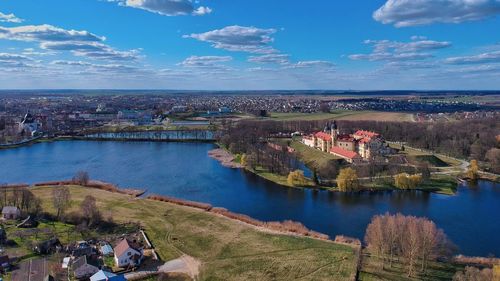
<box><xmin>2</xmin><ymin>220</ymin><xmax>83</xmax><ymax>259</ymax></box>
<box><xmin>250</xmin><ymin>166</ymin><xmax>316</xmax><ymax>188</ymax></box>
<box><xmin>290</xmin><ymin>141</ymin><xmax>341</xmax><ymax>170</ymax></box>
<box><xmin>360</xmin><ymin>175</ymin><xmax>458</xmax><ymax>195</ymax></box>
<box><xmin>31</xmin><ymin>185</ymin><xmax>357</xmax><ymax>281</ymax></box>
<box><xmin>417</xmin><ymin>175</ymin><xmax>458</xmax><ymax>195</ymax></box>
<box><xmin>407</xmin><ymin>155</ymin><xmax>449</xmax><ymax>167</ymax></box>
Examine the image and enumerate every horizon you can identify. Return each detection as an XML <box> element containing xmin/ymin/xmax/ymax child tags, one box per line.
<box><xmin>1</xmin><ymin>1</ymin><xmax>500</xmax><ymax>90</ymax></box>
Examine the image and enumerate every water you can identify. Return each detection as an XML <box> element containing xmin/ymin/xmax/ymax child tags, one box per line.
<box><xmin>1</xmin><ymin>141</ymin><xmax>498</xmax><ymax>256</ymax></box>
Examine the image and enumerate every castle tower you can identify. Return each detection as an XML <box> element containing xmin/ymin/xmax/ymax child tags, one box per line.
<box><xmin>331</xmin><ymin>120</ymin><xmax>339</xmax><ymax>145</ymax></box>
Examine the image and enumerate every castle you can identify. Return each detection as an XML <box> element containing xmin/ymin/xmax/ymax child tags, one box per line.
<box><xmin>301</xmin><ymin>121</ymin><xmax>391</xmax><ymax>163</ymax></box>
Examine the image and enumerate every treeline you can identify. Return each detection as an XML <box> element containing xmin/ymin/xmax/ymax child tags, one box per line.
<box><xmin>365</xmin><ymin>213</ymin><xmax>455</xmax><ymax>277</ymax></box>
<box><xmin>339</xmin><ymin>118</ymin><xmax>499</xmax><ymax>172</ymax></box>
<box><xmin>219</xmin><ymin>120</ymin><xmax>304</xmax><ymax>176</ymax></box>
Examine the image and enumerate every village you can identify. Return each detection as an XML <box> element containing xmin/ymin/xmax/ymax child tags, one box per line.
<box><xmin>0</xmin><ymin>184</ymin><xmax>199</xmax><ymax>281</ymax></box>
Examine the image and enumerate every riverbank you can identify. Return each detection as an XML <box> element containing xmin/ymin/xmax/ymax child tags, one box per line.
<box><xmin>31</xmin><ymin>184</ymin><xmax>359</xmax><ymax>281</ymax></box>
<box><xmin>208</xmin><ymin>148</ymin><xmax>242</xmax><ymax>168</ymax></box>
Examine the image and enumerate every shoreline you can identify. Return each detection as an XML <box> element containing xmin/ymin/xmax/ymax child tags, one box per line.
<box><xmin>28</xmin><ymin>183</ymin><xmax>498</xmax><ymax>265</ymax></box>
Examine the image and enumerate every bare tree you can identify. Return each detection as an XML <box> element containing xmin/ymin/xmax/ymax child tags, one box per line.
<box><xmin>52</xmin><ymin>187</ymin><xmax>71</xmax><ymax>219</ymax></box>
<box><xmin>72</xmin><ymin>171</ymin><xmax>90</xmax><ymax>186</ymax></box>
<box><xmin>453</xmin><ymin>266</ymin><xmax>493</xmax><ymax>281</ymax></box>
<box><xmin>365</xmin><ymin>213</ymin><xmax>452</xmax><ymax>277</ymax></box>
<box><xmin>80</xmin><ymin>195</ymin><xmax>100</xmax><ymax>227</ymax></box>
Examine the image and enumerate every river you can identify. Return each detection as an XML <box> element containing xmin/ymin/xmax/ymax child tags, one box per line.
<box><xmin>0</xmin><ymin>141</ymin><xmax>498</xmax><ymax>256</ymax></box>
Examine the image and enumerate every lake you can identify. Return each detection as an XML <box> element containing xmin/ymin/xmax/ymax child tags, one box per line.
<box><xmin>0</xmin><ymin>141</ymin><xmax>498</xmax><ymax>256</ymax></box>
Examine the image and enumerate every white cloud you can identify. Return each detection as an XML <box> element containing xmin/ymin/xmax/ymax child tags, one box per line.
<box><xmin>248</xmin><ymin>54</ymin><xmax>290</xmax><ymax>64</ymax></box>
<box><xmin>285</xmin><ymin>60</ymin><xmax>335</xmax><ymax>69</ymax></box>
<box><xmin>349</xmin><ymin>38</ymin><xmax>451</xmax><ymax>61</ymax></box>
<box><xmin>0</xmin><ymin>12</ymin><xmax>24</xmax><ymax>23</ymax></box>
<box><xmin>178</xmin><ymin>55</ymin><xmax>232</xmax><ymax>67</ymax></box>
<box><xmin>0</xmin><ymin>24</ymin><xmax>104</xmax><ymax>42</ymax></box>
<box><xmin>374</xmin><ymin>0</ymin><xmax>500</xmax><ymax>27</ymax></box>
<box><xmin>0</xmin><ymin>52</ymin><xmax>37</xmax><ymax>68</ymax></box>
<box><xmin>111</xmin><ymin>0</ymin><xmax>212</xmax><ymax>16</ymax></box>
<box><xmin>0</xmin><ymin>24</ymin><xmax>139</xmax><ymax>61</ymax></box>
<box><xmin>444</xmin><ymin>50</ymin><xmax>500</xmax><ymax>64</ymax></box>
<box><xmin>183</xmin><ymin>25</ymin><xmax>278</xmax><ymax>54</ymax></box>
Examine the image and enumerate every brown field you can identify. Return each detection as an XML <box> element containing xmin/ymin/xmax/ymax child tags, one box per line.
<box><xmin>335</xmin><ymin>112</ymin><xmax>414</xmax><ymax>122</ymax></box>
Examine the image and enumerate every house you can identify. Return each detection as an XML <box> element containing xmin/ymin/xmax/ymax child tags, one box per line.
<box><xmin>34</xmin><ymin>238</ymin><xmax>62</xmax><ymax>255</ymax></box>
<box><xmin>90</xmin><ymin>270</ymin><xmax>126</xmax><ymax>281</ymax></box>
<box><xmin>113</xmin><ymin>238</ymin><xmax>144</xmax><ymax>268</ymax></box>
<box><xmin>2</xmin><ymin>206</ymin><xmax>21</xmax><ymax>220</ymax></box>
<box><xmin>72</xmin><ymin>256</ymin><xmax>99</xmax><ymax>280</ymax></box>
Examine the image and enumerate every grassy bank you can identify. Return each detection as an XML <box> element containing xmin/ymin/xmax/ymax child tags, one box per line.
<box><xmin>31</xmin><ymin>185</ymin><xmax>357</xmax><ymax>281</ymax></box>
<box><xmin>249</xmin><ymin>166</ymin><xmax>316</xmax><ymax>188</ymax></box>
<box><xmin>361</xmin><ymin>174</ymin><xmax>458</xmax><ymax>195</ymax></box>
<box><xmin>290</xmin><ymin>140</ymin><xmax>341</xmax><ymax>170</ymax></box>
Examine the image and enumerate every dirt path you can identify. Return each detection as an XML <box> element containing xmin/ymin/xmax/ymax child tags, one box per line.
<box><xmin>159</xmin><ymin>255</ymin><xmax>201</xmax><ymax>279</ymax></box>
<box><xmin>208</xmin><ymin>148</ymin><xmax>242</xmax><ymax>168</ymax></box>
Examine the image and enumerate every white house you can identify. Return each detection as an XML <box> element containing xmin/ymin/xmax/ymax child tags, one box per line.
<box><xmin>1</xmin><ymin>206</ymin><xmax>21</xmax><ymax>220</ymax></box>
<box><xmin>113</xmin><ymin>239</ymin><xmax>143</xmax><ymax>268</ymax></box>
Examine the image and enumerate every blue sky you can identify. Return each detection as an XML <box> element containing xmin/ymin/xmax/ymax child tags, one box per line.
<box><xmin>0</xmin><ymin>0</ymin><xmax>499</xmax><ymax>90</ymax></box>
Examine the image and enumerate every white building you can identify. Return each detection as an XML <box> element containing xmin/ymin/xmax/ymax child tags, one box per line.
<box><xmin>113</xmin><ymin>239</ymin><xmax>143</xmax><ymax>268</ymax></box>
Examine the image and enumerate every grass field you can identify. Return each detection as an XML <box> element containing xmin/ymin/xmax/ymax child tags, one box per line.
<box><xmin>267</xmin><ymin>111</ymin><xmax>414</xmax><ymax>122</ymax></box>
<box><xmin>31</xmin><ymin>185</ymin><xmax>357</xmax><ymax>281</ymax></box>
<box><xmin>359</xmin><ymin>251</ymin><xmax>460</xmax><ymax>281</ymax></box>
<box><xmin>290</xmin><ymin>140</ymin><xmax>342</xmax><ymax>170</ymax></box>
<box><xmin>251</xmin><ymin>166</ymin><xmax>316</xmax><ymax>188</ymax></box>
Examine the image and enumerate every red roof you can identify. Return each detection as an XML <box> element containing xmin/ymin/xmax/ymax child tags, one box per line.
<box><xmin>337</xmin><ymin>136</ymin><xmax>355</xmax><ymax>142</ymax></box>
<box><xmin>114</xmin><ymin>239</ymin><xmax>141</xmax><ymax>257</ymax></box>
<box><xmin>354</xmin><ymin>130</ymin><xmax>379</xmax><ymax>138</ymax></box>
<box><xmin>358</xmin><ymin>137</ymin><xmax>371</xmax><ymax>144</ymax></box>
<box><xmin>330</xmin><ymin>146</ymin><xmax>360</xmax><ymax>159</ymax></box>
<box><xmin>315</xmin><ymin>132</ymin><xmax>331</xmax><ymax>141</ymax></box>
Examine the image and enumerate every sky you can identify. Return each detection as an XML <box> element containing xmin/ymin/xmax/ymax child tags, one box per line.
<box><xmin>0</xmin><ymin>0</ymin><xmax>499</xmax><ymax>90</ymax></box>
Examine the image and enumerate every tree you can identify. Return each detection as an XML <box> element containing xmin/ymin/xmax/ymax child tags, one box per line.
<box><xmin>80</xmin><ymin>195</ymin><xmax>100</xmax><ymax>227</ymax></box>
<box><xmin>287</xmin><ymin>170</ymin><xmax>307</xmax><ymax>186</ymax></box>
<box><xmin>336</xmin><ymin>168</ymin><xmax>359</xmax><ymax>192</ymax></box>
<box><xmin>485</xmin><ymin>148</ymin><xmax>500</xmax><ymax>174</ymax></box>
<box><xmin>453</xmin><ymin>266</ymin><xmax>493</xmax><ymax>281</ymax></box>
<box><xmin>394</xmin><ymin>173</ymin><xmax>422</xmax><ymax>189</ymax></box>
<box><xmin>365</xmin><ymin>213</ymin><xmax>452</xmax><ymax>277</ymax></box>
<box><xmin>240</xmin><ymin>154</ymin><xmax>248</xmax><ymax>167</ymax></box>
<box><xmin>52</xmin><ymin>187</ymin><xmax>71</xmax><ymax>219</ymax></box>
<box><xmin>73</xmin><ymin>171</ymin><xmax>90</xmax><ymax>186</ymax></box>
<box><xmin>466</xmin><ymin>160</ymin><xmax>479</xmax><ymax>181</ymax></box>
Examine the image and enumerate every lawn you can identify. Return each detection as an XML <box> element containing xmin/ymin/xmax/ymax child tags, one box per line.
<box><xmin>290</xmin><ymin>140</ymin><xmax>342</xmax><ymax>170</ymax></box>
<box><xmin>31</xmin><ymin>185</ymin><xmax>358</xmax><ymax>281</ymax></box>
